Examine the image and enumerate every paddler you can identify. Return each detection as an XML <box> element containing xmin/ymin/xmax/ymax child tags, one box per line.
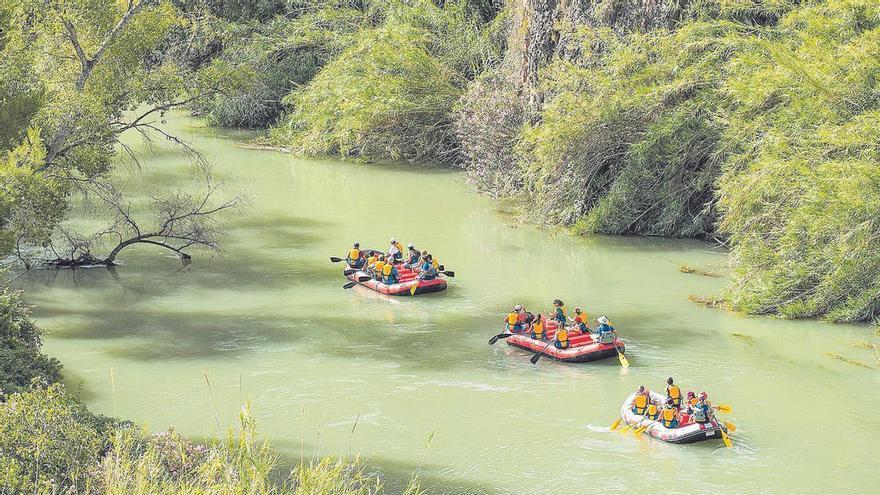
<box><xmin>346</xmin><ymin>242</ymin><xmax>364</xmax><ymax>269</ymax></box>
<box><xmin>382</xmin><ymin>260</ymin><xmax>399</xmax><ymax>285</ymax></box>
<box><xmin>505</xmin><ymin>305</ymin><xmax>526</xmax><ymax>333</ymax></box>
<box><xmin>631</xmin><ymin>385</ymin><xmax>650</xmax><ymax>415</ymax></box>
<box><xmin>405</xmin><ymin>243</ymin><xmax>420</xmax><ymax>268</ymax></box>
<box><xmin>531</xmin><ymin>314</ymin><xmax>545</xmax><ymax>340</ymax></box>
<box><xmin>645</xmin><ymin>399</ymin><xmax>661</xmax><ymax>421</ymax></box>
<box><xmin>554</xmin><ymin>324</ymin><xmax>570</xmax><ymax>349</ymax></box>
<box><xmin>388</xmin><ymin>237</ymin><xmax>404</xmax><ymax>261</ymax></box>
<box><xmin>660</xmin><ymin>400</ymin><xmax>679</xmax><ymax>428</ymax></box>
<box><xmin>365</xmin><ymin>251</ymin><xmax>378</xmax><ymax>273</ymax></box>
<box><xmin>572</xmin><ymin>307</ymin><xmax>589</xmax><ymax>333</ymax></box>
<box><xmin>552</xmin><ymin>299</ymin><xmax>566</xmax><ymax>326</ymax></box>
<box><xmin>417</xmin><ymin>255</ymin><xmax>438</xmax><ymax>280</ymax></box>
<box><xmin>666</xmin><ymin>377</ymin><xmax>682</xmax><ymax>408</ymax></box>
<box><xmin>594</xmin><ymin>316</ymin><xmax>616</xmax><ymax>344</ymax></box>
<box><xmin>692</xmin><ymin>392</ymin><xmax>714</xmax><ymax>424</ymax></box>
<box><xmin>373</xmin><ymin>256</ymin><xmax>386</xmax><ymax>281</ymax></box>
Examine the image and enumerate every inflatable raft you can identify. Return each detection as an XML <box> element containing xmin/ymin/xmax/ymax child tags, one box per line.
<box><xmin>505</xmin><ymin>320</ymin><xmax>624</xmax><ymax>363</ymax></box>
<box><xmin>619</xmin><ymin>391</ymin><xmax>726</xmax><ymax>444</ymax></box>
<box><xmin>344</xmin><ymin>264</ymin><xmax>447</xmax><ymax>296</ymax></box>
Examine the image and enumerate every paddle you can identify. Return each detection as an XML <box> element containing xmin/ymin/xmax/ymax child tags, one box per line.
<box><xmin>724</xmin><ymin>421</ymin><xmax>737</xmax><ymax>433</ymax></box>
<box><xmin>343</xmin><ymin>276</ymin><xmax>372</xmax><ymax>289</ymax></box>
<box><xmin>343</xmin><ymin>268</ymin><xmax>356</xmax><ymax>276</ymax></box>
<box><xmin>488</xmin><ymin>332</ymin><xmax>515</xmax><ymax>345</ymax></box>
<box><xmin>441</xmin><ymin>270</ymin><xmax>455</xmax><ymax>277</ymax></box>
<box><xmin>530</xmin><ymin>341</ymin><xmax>554</xmax><ymax>364</ymax></box>
<box><xmin>615</xmin><ymin>341</ymin><xmax>629</xmax><ymax>368</ymax></box>
<box><xmin>634</xmin><ymin>419</ymin><xmax>656</xmax><ymax>436</ymax></box>
<box><xmin>715</xmin><ymin>404</ymin><xmax>732</xmax><ymax>413</ymax></box>
<box><xmin>610</xmin><ymin>417</ymin><xmax>622</xmax><ymax>431</ymax></box>
<box><xmin>619</xmin><ymin>417</ymin><xmax>645</xmax><ymax>433</ymax></box>
<box><xmin>720</xmin><ymin>427</ymin><xmax>734</xmax><ymax>448</ymax></box>
<box><xmin>410</xmin><ymin>283</ymin><xmax>418</xmax><ymax>296</ymax></box>
<box><xmin>330</xmin><ymin>256</ymin><xmax>343</xmax><ymax>262</ymax></box>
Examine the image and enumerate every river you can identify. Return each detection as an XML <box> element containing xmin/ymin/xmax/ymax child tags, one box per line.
<box><xmin>15</xmin><ymin>114</ymin><xmax>880</xmax><ymax>494</ymax></box>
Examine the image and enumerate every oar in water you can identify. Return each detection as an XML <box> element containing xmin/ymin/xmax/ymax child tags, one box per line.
<box><xmin>614</xmin><ymin>341</ymin><xmax>629</xmax><ymax>368</ymax></box>
<box><xmin>634</xmin><ymin>419</ymin><xmax>656</xmax><ymax>436</ymax></box>
<box><xmin>436</xmin><ymin>265</ymin><xmax>455</xmax><ymax>277</ymax></box>
<box><xmin>488</xmin><ymin>330</ymin><xmax>515</xmax><ymax>345</ymax></box>
<box><xmin>619</xmin><ymin>416</ymin><xmax>646</xmax><ymax>433</ymax></box>
<box><xmin>330</xmin><ymin>256</ymin><xmax>343</xmax><ymax>263</ymax></box>
<box><xmin>410</xmin><ymin>282</ymin><xmax>418</xmax><ymax>296</ymax></box>
<box><xmin>720</xmin><ymin>427</ymin><xmax>734</xmax><ymax>448</ymax></box>
<box><xmin>343</xmin><ymin>276</ymin><xmax>372</xmax><ymax>289</ymax></box>
<box><xmin>530</xmin><ymin>341</ymin><xmax>554</xmax><ymax>364</ymax></box>
<box><xmin>610</xmin><ymin>417</ymin><xmax>622</xmax><ymax>431</ymax></box>
<box><xmin>723</xmin><ymin>421</ymin><xmax>737</xmax><ymax>432</ymax></box>
<box><xmin>715</xmin><ymin>404</ymin><xmax>732</xmax><ymax>413</ymax></box>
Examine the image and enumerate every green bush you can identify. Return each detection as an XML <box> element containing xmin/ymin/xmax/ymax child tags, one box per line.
<box><xmin>269</xmin><ymin>0</ymin><xmax>499</xmax><ymax>163</ymax></box>
<box><xmin>0</xmin><ymin>384</ymin><xmax>107</xmax><ymax>493</ymax></box>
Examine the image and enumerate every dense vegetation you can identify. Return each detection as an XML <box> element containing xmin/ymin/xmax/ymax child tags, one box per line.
<box><xmin>181</xmin><ymin>0</ymin><xmax>880</xmax><ymax>322</ymax></box>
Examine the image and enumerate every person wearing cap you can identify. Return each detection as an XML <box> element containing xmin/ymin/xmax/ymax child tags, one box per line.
<box><xmin>405</xmin><ymin>244</ymin><xmax>420</xmax><ymax>268</ymax></box>
<box><xmin>691</xmin><ymin>393</ymin><xmax>712</xmax><ymax>424</ymax></box>
<box><xmin>666</xmin><ymin>377</ymin><xmax>682</xmax><ymax>408</ymax></box>
<box><xmin>346</xmin><ymin>242</ymin><xmax>364</xmax><ymax>268</ymax></box>
<box><xmin>505</xmin><ymin>305</ymin><xmax>527</xmax><ymax>333</ymax></box>
<box><xmin>551</xmin><ymin>299</ymin><xmax>566</xmax><ymax>326</ymax></box>
<box><xmin>572</xmin><ymin>307</ymin><xmax>589</xmax><ymax>333</ymax></box>
<box><xmin>594</xmin><ymin>316</ymin><xmax>616</xmax><ymax>344</ymax></box>
<box><xmin>387</xmin><ymin>238</ymin><xmax>404</xmax><ymax>261</ymax></box>
<box><xmin>660</xmin><ymin>399</ymin><xmax>680</xmax><ymax>428</ymax></box>
<box><xmin>631</xmin><ymin>385</ymin><xmax>650</xmax><ymax>415</ymax></box>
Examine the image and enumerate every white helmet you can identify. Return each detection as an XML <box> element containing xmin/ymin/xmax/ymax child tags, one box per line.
<box><xmin>391</xmin><ymin>237</ymin><xmax>397</xmax><ymax>243</ymax></box>
<box><xmin>597</xmin><ymin>316</ymin><xmax>609</xmax><ymax>325</ymax></box>
<box><xmin>407</xmin><ymin>243</ymin><xmax>414</xmax><ymax>249</ymax></box>
<box><xmin>514</xmin><ymin>304</ymin><xmax>523</xmax><ymax>311</ymax></box>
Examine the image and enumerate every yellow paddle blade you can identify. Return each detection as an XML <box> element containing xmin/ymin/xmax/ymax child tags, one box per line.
<box><xmin>410</xmin><ymin>283</ymin><xmax>418</xmax><ymax>296</ymax></box>
<box><xmin>610</xmin><ymin>418</ymin><xmax>622</xmax><ymax>430</ymax></box>
<box><xmin>618</xmin><ymin>423</ymin><xmax>633</xmax><ymax>433</ymax></box>
<box><xmin>618</xmin><ymin>351</ymin><xmax>630</xmax><ymax>368</ymax></box>
<box><xmin>720</xmin><ymin>429</ymin><xmax>734</xmax><ymax>448</ymax></box>
<box><xmin>724</xmin><ymin>421</ymin><xmax>737</xmax><ymax>433</ymax></box>
<box><xmin>716</xmin><ymin>404</ymin><xmax>732</xmax><ymax>413</ymax></box>
<box><xmin>634</xmin><ymin>425</ymin><xmax>648</xmax><ymax>436</ymax></box>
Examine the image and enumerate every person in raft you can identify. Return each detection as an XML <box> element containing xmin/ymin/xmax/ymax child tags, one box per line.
<box><xmin>373</xmin><ymin>255</ymin><xmax>386</xmax><ymax>281</ymax></box>
<box><xmin>417</xmin><ymin>255</ymin><xmax>438</xmax><ymax>280</ymax></box>
<box><xmin>346</xmin><ymin>243</ymin><xmax>364</xmax><ymax>269</ymax></box>
<box><xmin>554</xmin><ymin>324</ymin><xmax>570</xmax><ymax>349</ymax></box>
<box><xmin>552</xmin><ymin>299</ymin><xmax>566</xmax><ymax>326</ymax></box>
<box><xmin>691</xmin><ymin>392</ymin><xmax>714</xmax><ymax>424</ymax></box>
<box><xmin>382</xmin><ymin>260</ymin><xmax>399</xmax><ymax>285</ymax></box>
<box><xmin>666</xmin><ymin>377</ymin><xmax>682</xmax><ymax>408</ymax></box>
<box><xmin>645</xmin><ymin>399</ymin><xmax>661</xmax><ymax>421</ymax></box>
<box><xmin>660</xmin><ymin>399</ymin><xmax>680</xmax><ymax>428</ymax></box>
<box><xmin>405</xmin><ymin>243</ymin><xmax>420</xmax><ymax>268</ymax></box>
<box><xmin>631</xmin><ymin>385</ymin><xmax>650</xmax><ymax>415</ymax></box>
<box><xmin>388</xmin><ymin>238</ymin><xmax>404</xmax><ymax>262</ymax></box>
<box><xmin>505</xmin><ymin>305</ymin><xmax>527</xmax><ymax>333</ymax></box>
<box><xmin>571</xmin><ymin>307</ymin><xmax>589</xmax><ymax>333</ymax></box>
<box><xmin>594</xmin><ymin>316</ymin><xmax>616</xmax><ymax>344</ymax></box>
<box><xmin>531</xmin><ymin>314</ymin><xmax>545</xmax><ymax>340</ymax></box>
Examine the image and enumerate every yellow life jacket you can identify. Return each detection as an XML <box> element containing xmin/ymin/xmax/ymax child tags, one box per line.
<box><xmin>348</xmin><ymin>248</ymin><xmax>360</xmax><ymax>260</ymax></box>
<box><xmin>646</xmin><ymin>404</ymin><xmax>659</xmax><ymax>419</ymax></box>
<box><xmin>432</xmin><ymin>258</ymin><xmax>439</xmax><ymax>269</ymax></box>
<box><xmin>633</xmin><ymin>394</ymin><xmax>648</xmax><ymax>410</ymax></box>
<box><xmin>533</xmin><ymin>321</ymin><xmax>544</xmax><ymax>337</ymax></box>
<box><xmin>556</xmin><ymin>328</ymin><xmax>568</xmax><ymax>343</ymax></box>
<box><xmin>366</xmin><ymin>256</ymin><xmax>377</xmax><ymax>267</ymax></box>
<box><xmin>667</xmin><ymin>385</ymin><xmax>681</xmax><ymax>405</ymax></box>
<box><xmin>394</xmin><ymin>241</ymin><xmax>403</xmax><ymax>253</ymax></box>
<box><xmin>374</xmin><ymin>261</ymin><xmax>385</xmax><ymax>273</ymax></box>
<box><xmin>506</xmin><ymin>313</ymin><xmax>518</xmax><ymax>325</ymax></box>
<box><xmin>382</xmin><ymin>263</ymin><xmax>393</xmax><ymax>276</ymax></box>
<box><xmin>661</xmin><ymin>408</ymin><xmax>676</xmax><ymax>427</ymax></box>
<box><xmin>687</xmin><ymin>397</ymin><xmax>698</xmax><ymax>407</ymax></box>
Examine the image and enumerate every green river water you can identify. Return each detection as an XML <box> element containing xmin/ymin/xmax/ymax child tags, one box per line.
<box><xmin>15</xmin><ymin>114</ymin><xmax>880</xmax><ymax>494</ymax></box>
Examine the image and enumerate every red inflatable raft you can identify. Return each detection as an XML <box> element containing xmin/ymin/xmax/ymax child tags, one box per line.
<box><xmin>619</xmin><ymin>391</ymin><xmax>727</xmax><ymax>444</ymax></box>
<box><xmin>505</xmin><ymin>320</ymin><xmax>624</xmax><ymax>363</ymax></box>
<box><xmin>345</xmin><ymin>264</ymin><xmax>447</xmax><ymax>296</ymax></box>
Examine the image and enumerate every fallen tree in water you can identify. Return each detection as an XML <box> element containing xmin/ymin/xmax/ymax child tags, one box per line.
<box><xmin>41</xmin><ymin>169</ymin><xmax>239</xmax><ymax>268</ymax></box>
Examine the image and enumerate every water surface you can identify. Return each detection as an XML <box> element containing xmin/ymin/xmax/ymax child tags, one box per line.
<box><xmin>17</xmin><ymin>114</ymin><xmax>880</xmax><ymax>494</ymax></box>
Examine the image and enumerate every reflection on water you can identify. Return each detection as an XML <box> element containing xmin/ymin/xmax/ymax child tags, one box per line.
<box><xmin>17</xmin><ymin>114</ymin><xmax>880</xmax><ymax>494</ymax></box>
